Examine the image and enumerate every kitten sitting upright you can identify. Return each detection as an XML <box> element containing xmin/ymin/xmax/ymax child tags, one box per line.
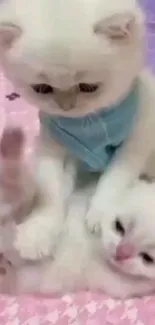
<box><xmin>0</xmin><ymin>0</ymin><xmax>155</xmax><ymax>261</ymax></box>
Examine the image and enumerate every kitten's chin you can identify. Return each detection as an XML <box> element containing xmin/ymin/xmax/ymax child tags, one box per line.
<box><xmin>103</xmin><ymin>254</ymin><xmax>137</xmax><ymax>278</ymax></box>
<box><xmin>106</xmin><ymin>258</ymin><xmax>152</xmax><ymax>283</ymax></box>
<box><xmin>105</xmin><ymin>257</ymin><xmax>126</xmax><ymax>274</ymax></box>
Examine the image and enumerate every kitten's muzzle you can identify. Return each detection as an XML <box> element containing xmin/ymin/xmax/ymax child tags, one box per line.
<box><xmin>53</xmin><ymin>88</ymin><xmax>77</xmax><ymax>111</ymax></box>
<box><xmin>115</xmin><ymin>243</ymin><xmax>134</xmax><ymax>261</ymax></box>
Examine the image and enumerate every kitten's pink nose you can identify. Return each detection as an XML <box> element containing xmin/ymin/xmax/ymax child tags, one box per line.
<box><xmin>115</xmin><ymin>243</ymin><xmax>134</xmax><ymax>261</ymax></box>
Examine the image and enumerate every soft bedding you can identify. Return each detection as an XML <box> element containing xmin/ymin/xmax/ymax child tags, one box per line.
<box><xmin>0</xmin><ymin>1</ymin><xmax>155</xmax><ymax>324</ymax></box>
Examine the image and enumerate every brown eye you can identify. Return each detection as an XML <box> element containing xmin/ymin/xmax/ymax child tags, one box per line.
<box><xmin>114</xmin><ymin>218</ymin><xmax>125</xmax><ymax>236</ymax></box>
<box><xmin>140</xmin><ymin>252</ymin><xmax>154</xmax><ymax>264</ymax></box>
<box><xmin>79</xmin><ymin>83</ymin><xmax>99</xmax><ymax>93</ymax></box>
<box><xmin>32</xmin><ymin>84</ymin><xmax>53</xmax><ymax>94</ymax></box>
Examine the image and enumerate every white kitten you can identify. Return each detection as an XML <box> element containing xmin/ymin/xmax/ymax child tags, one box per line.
<box><xmin>0</xmin><ymin>0</ymin><xmax>155</xmax><ymax>262</ymax></box>
<box><xmin>7</xmin><ymin>179</ymin><xmax>155</xmax><ymax>299</ymax></box>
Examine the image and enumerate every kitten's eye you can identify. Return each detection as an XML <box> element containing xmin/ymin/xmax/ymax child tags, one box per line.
<box><xmin>140</xmin><ymin>252</ymin><xmax>154</xmax><ymax>264</ymax></box>
<box><xmin>79</xmin><ymin>83</ymin><xmax>99</xmax><ymax>93</ymax></box>
<box><xmin>32</xmin><ymin>84</ymin><xmax>53</xmax><ymax>94</ymax></box>
<box><xmin>114</xmin><ymin>218</ymin><xmax>125</xmax><ymax>236</ymax></box>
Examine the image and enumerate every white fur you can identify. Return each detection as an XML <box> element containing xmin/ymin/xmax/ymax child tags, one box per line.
<box><xmin>0</xmin><ymin>0</ymin><xmax>155</xmax><ymax>262</ymax></box>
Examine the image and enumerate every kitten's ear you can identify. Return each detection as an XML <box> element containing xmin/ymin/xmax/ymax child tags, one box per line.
<box><xmin>0</xmin><ymin>24</ymin><xmax>21</xmax><ymax>49</ymax></box>
<box><xmin>94</xmin><ymin>12</ymin><xmax>135</xmax><ymax>41</ymax></box>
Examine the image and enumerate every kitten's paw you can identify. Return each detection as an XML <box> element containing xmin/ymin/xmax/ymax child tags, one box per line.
<box><xmin>85</xmin><ymin>210</ymin><xmax>102</xmax><ymax>237</ymax></box>
<box><xmin>0</xmin><ymin>254</ymin><xmax>15</xmax><ymax>293</ymax></box>
<box><xmin>14</xmin><ymin>223</ymin><xmax>52</xmax><ymax>260</ymax></box>
<box><xmin>85</xmin><ymin>204</ymin><xmax>116</xmax><ymax>237</ymax></box>
<box><xmin>14</xmin><ymin>214</ymin><xmax>62</xmax><ymax>260</ymax></box>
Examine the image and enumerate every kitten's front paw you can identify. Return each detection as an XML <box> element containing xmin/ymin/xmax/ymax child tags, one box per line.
<box><xmin>14</xmin><ymin>213</ymin><xmax>62</xmax><ymax>260</ymax></box>
<box><xmin>85</xmin><ymin>209</ymin><xmax>102</xmax><ymax>237</ymax></box>
<box><xmin>85</xmin><ymin>204</ymin><xmax>116</xmax><ymax>237</ymax></box>
<box><xmin>14</xmin><ymin>223</ymin><xmax>52</xmax><ymax>260</ymax></box>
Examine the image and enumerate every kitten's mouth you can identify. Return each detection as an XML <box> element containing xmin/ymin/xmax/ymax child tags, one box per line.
<box><xmin>104</xmin><ymin>254</ymin><xmax>132</xmax><ymax>276</ymax></box>
<box><xmin>105</xmin><ymin>256</ymin><xmax>123</xmax><ymax>269</ymax></box>
<box><xmin>106</xmin><ymin>257</ymin><xmax>135</xmax><ymax>279</ymax></box>
<box><xmin>106</xmin><ymin>257</ymin><xmax>151</xmax><ymax>282</ymax></box>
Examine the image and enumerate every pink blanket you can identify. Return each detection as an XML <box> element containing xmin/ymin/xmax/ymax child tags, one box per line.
<box><xmin>1</xmin><ymin>293</ymin><xmax>155</xmax><ymax>324</ymax></box>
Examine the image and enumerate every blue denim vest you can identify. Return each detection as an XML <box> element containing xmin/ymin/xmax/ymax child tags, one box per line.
<box><xmin>40</xmin><ymin>81</ymin><xmax>139</xmax><ymax>172</ymax></box>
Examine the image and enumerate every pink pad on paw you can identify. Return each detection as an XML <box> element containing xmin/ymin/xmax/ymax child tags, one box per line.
<box><xmin>0</xmin><ymin>127</ymin><xmax>25</xmax><ymax>160</ymax></box>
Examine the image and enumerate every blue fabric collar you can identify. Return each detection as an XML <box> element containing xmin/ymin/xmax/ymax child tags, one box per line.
<box><xmin>40</xmin><ymin>80</ymin><xmax>139</xmax><ymax>171</ymax></box>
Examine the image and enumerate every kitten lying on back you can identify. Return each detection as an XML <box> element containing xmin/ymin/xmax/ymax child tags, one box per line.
<box><xmin>2</xmin><ymin>154</ymin><xmax>155</xmax><ymax>298</ymax></box>
<box><xmin>0</xmin><ymin>0</ymin><xmax>155</xmax><ymax>265</ymax></box>
<box><xmin>0</xmin><ymin>127</ymin><xmax>154</xmax><ymax>298</ymax></box>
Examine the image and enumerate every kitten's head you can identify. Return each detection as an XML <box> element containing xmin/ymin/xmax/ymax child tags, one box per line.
<box><xmin>0</xmin><ymin>0</ymin><xmax>144</xmax><ymax>117</ymax></box>
<box><xmin>101</xmin><ymin>181</ymin><xmax>155</xmax><ymax>281</ymax></box>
